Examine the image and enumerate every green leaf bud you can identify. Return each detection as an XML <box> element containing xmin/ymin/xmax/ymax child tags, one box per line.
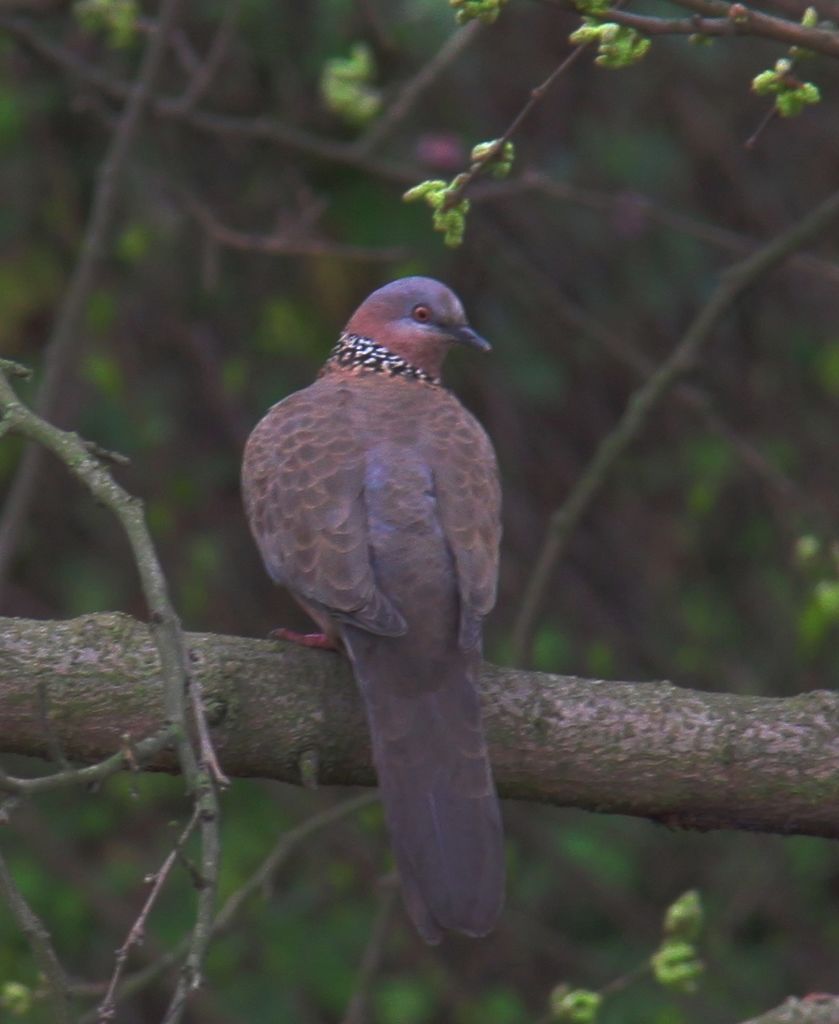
<box><xmin>752</xmin><ymin>69</ymin><xmax>782</xmax><ymax>95</ymax></box>
<box><xmin>651</xmin><ymin>941</ymin><xmax>704</xmax><ymax>994</ymax></box>
<box><xmin>549</xmin><ymin>986</ymin><xmax>603</xmax><ymax>1023</ymax></box>
<box><xmin>775</xmin><ymin>80</ymin><xmax>820</xmax><ymax>116</ymax></box>
<box><xmin>75</xmin><ymin>0</ymin><xmax>138</xmax><ymax>48</ymax></box>
<box><xmin>574</xmin><ymin>0</ymin><xmax>611</xmax><ymax>15</ymax></box>
<box><xmin>470</xmin><ymin>139</ymin><xmax>515</xmax><ymax>178</ymax></box>
<box><xmin>1</xmin><ymin>982</ymin><xmax>33</xmax><ymax>1016</ymax></box>
<box><xmin>814</xmin><ymin>579</ymin><xmax>839</xmax><ymax>616</ymax></box>
<box><xmin>801</xmin><ymin>5</ymin><xmax>818</xmax><ymax>27</ymax></box>
<box><xmin>795</xmin><ymin>535</ymin><xmax>821</xmax><ymax>563</ymax></box>
<box><xmin>402</xmin><ymin>180</ymin><xmax>449</xmax><ymax>204</ymax></box>
<box><xmin>321</xmin><ymin>43</ymin><xmax>382</xmax><ymax>127</ymax></box>
<box><xmin>569</xmin><ymin>21</ymin><xmax>602</xmax><ymax>45</ymax></box>
<box><xmin>449</xmin><ymin>0</ymin><xmax>508</xmax><ymax>25</ymax></box>
<box><xmin>663</xmin><ymin>890</ymin><xmax>703</xmax><ymax>942</ymax></box>
<box><xmin>594</xmin><ymin>24</ymin><xmax>651</xmax><ymax>67</ymax></box>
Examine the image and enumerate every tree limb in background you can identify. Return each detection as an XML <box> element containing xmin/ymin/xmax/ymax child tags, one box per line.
<box><xmin>3</xmin><ymin>611</ymin><xmax>839</xmax><ymax>841</ymax></box>
<box><xmin>169</xmin><ymin>0</ymin><xmax>241</xmax><ymax>113</ymax></box>
<box><xmin>511</xmin><ymin>184</ymin><xmax>839</xmax><ymax>663</ymax></box>
<box><xmin>0</xmin><ymin>0</ymin><xmax>185</xmax><ymax>594</ymax></box>
<box><xmin>479</xmin><ymin>216</ymin><xmax>831</xmax><ymax>530</ymax></box>
<box><xmin>0</xmin><ymin>14</ymin><xmax>416</xmax><ymax>183</ymax></box>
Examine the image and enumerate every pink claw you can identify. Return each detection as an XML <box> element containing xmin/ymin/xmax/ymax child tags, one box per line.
<box><xmin>270</xmin><ymin>627</ymin><xmax>338</xmax><ymax>651</ymax></box>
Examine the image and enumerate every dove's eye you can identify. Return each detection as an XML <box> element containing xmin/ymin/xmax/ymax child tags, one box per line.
<box><xmin>412</xmin><ymin>304</ymin><xmax>431</xmax><ymax>323</ymax></box>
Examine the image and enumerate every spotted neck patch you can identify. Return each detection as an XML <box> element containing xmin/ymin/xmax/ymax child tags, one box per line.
<box><xmin>324</xmin><ymin>332</ymin><xmax>441</xmax><ymax>386</ymax></box>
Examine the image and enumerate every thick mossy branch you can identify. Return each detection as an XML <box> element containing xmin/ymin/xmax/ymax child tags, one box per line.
<box><xmin>2</xmin><ymin>612</ymin><xmax>839</xmax><ymax>839</ymax></box>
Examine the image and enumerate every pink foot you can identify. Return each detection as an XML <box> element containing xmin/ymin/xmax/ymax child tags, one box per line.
<box><xmin>270</xmin><ymin>627</ymin><xmax>338</xmax><ymax>651</ymax></box>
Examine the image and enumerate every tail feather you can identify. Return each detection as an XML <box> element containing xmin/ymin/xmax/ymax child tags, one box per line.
<box><xmin>342</xmin><ymin>624</ymin><xmax>504</xmax><ymax>943</ymax></box>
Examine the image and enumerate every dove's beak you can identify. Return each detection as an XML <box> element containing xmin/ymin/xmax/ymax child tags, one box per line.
<box><xmin>447</xmin><ymin>324</ymin><xmax>491</xmax><ymax>353</ymax></box>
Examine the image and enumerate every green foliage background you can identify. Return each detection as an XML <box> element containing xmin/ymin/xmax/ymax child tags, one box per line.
<box><xmin>2</xmin><ymin>0</ymin><xmax>839</xmax><ymax>1020</ymax></box>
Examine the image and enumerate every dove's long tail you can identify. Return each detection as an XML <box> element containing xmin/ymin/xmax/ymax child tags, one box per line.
<box><xmin>341</xmin><ymin>624</ymin><xmax>505</xmax><ymax>944</ymax></box>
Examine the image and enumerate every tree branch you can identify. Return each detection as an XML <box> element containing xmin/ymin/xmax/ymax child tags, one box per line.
<box><xmin>2</xmin><ymin>612</ymin><xmax>839</xmax><ymax>840</ymax></box>
<box><xmin>665</xmin><ymin>0</ymin><xmax>839</xmax><ymax>57</ymax></box>
<box><xmin>739</xmin><ymin>996</ymin><xmax>839</xmax><ymax>1024</ymax></box>
<box><xmin>0</xmin><ymin>14</ymin><xmax>416</xmax><ymax>183</ymax></box>
<box><xmin>596</xmin><ymin>4</ymin><xmax>839</xmax><ymax>58</ymax></box>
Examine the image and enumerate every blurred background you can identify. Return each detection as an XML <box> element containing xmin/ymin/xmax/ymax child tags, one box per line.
<box><xmin>1</xmin><ymin>0</ymin><xmax>839</xmax><ymax>1020</ymax></box>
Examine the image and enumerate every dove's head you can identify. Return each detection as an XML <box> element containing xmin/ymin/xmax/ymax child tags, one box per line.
<box><xmin>343</xmin><ymin>277</ymin><xmax>490</xmax><ymax>380</ymax></box>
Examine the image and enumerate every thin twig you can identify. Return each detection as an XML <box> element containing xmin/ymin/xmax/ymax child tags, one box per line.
<box><xmin>478</xmin><ymin>215</ymin><xmax>830</xmax><ymax>527</ymax></box>
<box><xmin>440</xmin><ymin>43</ymin><xmax>589</xmax><ymax>212</ymax></box>
<box><xmin>508</xmin><ymin>172</ymin><xmax>839</xmax><ymax>286</ymax></box>
<box><xmin>76</xmin><ymin>793</ymin><xmax>377</xmax><ymax>1019</ymax></box>
<box><xmin>181</xmin><ymin>189</ymin><xmax>406</xmax><ymax>261</ymax></box>
<box><xmin>745</xmin><ymin>103</ymin><xmax>778</xmax><ymax>150</ymax></box>
<box><xmin>511</xmin><ymin>184</ymin><xmax>839</xmax><ymax>663</ymax></box>
<box><xmin>187</xmin><ymin>671</ymin><xmax>230</xmax><ymax>788</ymax></box>
<box><xmin>354</xmin><ymin>20</ymin><xmax>483</xmax><ymax>155</ymax></box>
<box><xmin>0</xmin><ymin>726</ymin><xmax>176</xmax><ymax>795</ymax></box>
<box><xmin>96</xmin><ymin>805</ymin><xmax>202</xmax><ymax>1023</ymax></box>
<box><xmin>170</xmin><ymin>0</ymin><xmax>241</xmax><ymax>113</ymax></box>
<box><xmin>0</xmin><ymin>0</ymin><xmax>186</xmax><ymax>595</ymax></box>
<box><xmin>0</xmin><ymin>845</ymin><xmax>72</xmax><ymax>1024</ymax></box>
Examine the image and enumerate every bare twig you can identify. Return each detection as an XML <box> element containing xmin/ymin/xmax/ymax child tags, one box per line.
<box><xmin>511</xmin><ymin>184</ymin><xmax>839</xmax><ymax>663</ymax></box>
<box><xmin>170</xmin><ymin>0</ymin><xmax>241</xmax><ymax>113</ymax></box>
<box><xmin>96</xmin><ymin>806</ymin><xmax>202</xmax><ymax>1023</ymax></box>
<box><xmin>0</xmin><ymin>0</ymin><xmax>186</xmax><ymax>595</ymax></box>
<box><xmin>354</xmin><ymin>20</ymin><xmax>483</xmax><ymax>155</ymax></box>
<box><xmin>0</xmin><ymin>846</ymin><xmax>71</xmax><ymax>1024</ymax></box>
<box><xmin>0</xmin><ymin>726</ymin><xmax>176</xmax><ymax>795</ymax></box>
<box><xmin>440</xmin><ymin>43</ymin><xmax>589</xmax><ymax>212</ymax></box>
<box><xmin>181</xmin><ymin>189</ymin><xmax>406</xmax><ymax>261</ymax></box>
<box><xmin>745</xmin><ymin>103</ymin><xmax>779</xmax><ymax>150</ymax></box>
<box><xmin>478</xmin><ymin>216</ymin><xmax>830</xmax><ymax>527</ymax></box>
<box><xmin>76</xmin><ymin>793</ymin><xmax>377</xmax><ymax>1019</ymax></box>
<box><xmin>187</xmin><ymin>671</ymin><xmax>230</xmax><ymax>788</ymax></box>
<box><xmin>509</xmin><ymin>172</ymin><xmax>839</xmax><ymax>286</ymax></box>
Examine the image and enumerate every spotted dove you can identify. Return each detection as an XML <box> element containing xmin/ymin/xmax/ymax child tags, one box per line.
<box><xmin>241</xmin><ymin>277</ymin><xmax>504</xmax><ymax>943</ymax></box>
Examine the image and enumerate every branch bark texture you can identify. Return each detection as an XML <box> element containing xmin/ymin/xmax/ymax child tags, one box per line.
<box><xmin>2</xmin><ymin>613</ymin><xmax>838</xmax><ymax>840</ymax></box>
